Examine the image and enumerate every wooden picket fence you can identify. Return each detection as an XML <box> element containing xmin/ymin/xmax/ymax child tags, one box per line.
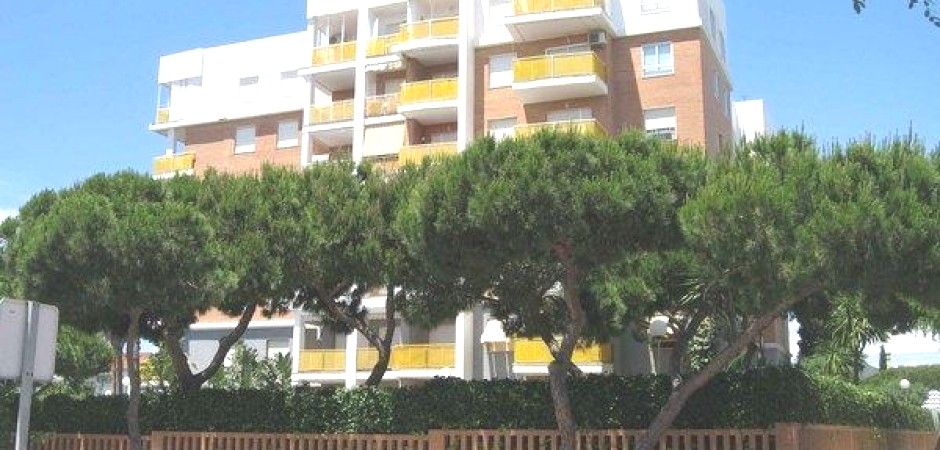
<box><xmin>28</xmin><ymin>425</ymin><xmax>940</xmax><ymax>450</ymax></box>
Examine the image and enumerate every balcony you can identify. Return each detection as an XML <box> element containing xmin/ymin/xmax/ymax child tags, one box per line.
<box><xmin>308</xmin><ymin>41</ymin><xmax>357</xmax><ymax>91</ymax></box>
<box><xmin>357</xmin><ymin>344</ymin><xmax>456</xmax><ymax>371</ymax></box>
<box><xmin>512</xmin><ymin>338</ymin><xmax>612</xmax><ymax>367</ymax></box>
<box><xmin>155</xmin><ymin>107</ymin><xmax>170</xmax><ymax>125</ymax></box>
<box><xmin>515</xmin><ymin>119</ymin><xmax>607</xmax><ymax>137</ymax></box>
<box><xmin>365</xmin><ymin>94</ymin><xmax>400</xmax><ymax>118</ymax></box>
<box><xmin>399</xmin><ymin>142</ymin><xmax>459</xmax><ymax>165</ymax></box>
<box><xmin>506</xmin><ymin>0</ymin><xmax>614</xmax><ymax>41</ymax></box>
<box><xmin>393</xmin><ymin>17</ymin><xmax>459</xmax><ymax>64</ymax></box>
<box><xmin>397</xmin><ymin>78</ymin><xmax>459</xmax><ymax>124</ymax></box>
<box><xmin>307</xmin><ymin>101</ymin><xmax>354</xmax><ymax>147</ymax></box>
<box><xmin>367</xmin><ymin>34</ymin><xmax>400</xmax><ymax>58</ymax></box>
<box><xmin>298</xmin><ymin>349</ymin><xmax>346</xmax><ymax>372</ymax></box>
<box><xmin>309</xmin><ymin>100</ymin><xmax>354</xmax><ymax>125</ymax></box>
<box><xmin>152</xmin><ymin>153</ymin><xmax>195</xmax><ymax>178</ymax></box>
<box><xmin>512</xmin><ymin>52</ymin><xmax>607</xmax><ymax>103</ymax></box>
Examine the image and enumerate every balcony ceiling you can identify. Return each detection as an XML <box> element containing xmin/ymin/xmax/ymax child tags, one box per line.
<box><xmin>308</xmin><ymin>124</ymin><xmax>353</xmax><ymax>147</ymax></box>
<box><xmin>513</xmin><ymin>76</ymin><xmax>608</xmax><ymax>103</ymax></box>
<box><xmin>394</xmin><ymin>40</ymin><xmax>459</xmax><ymax>65</ymax></box>
<box><xmin>304</xmin><ymin>65</ymin><xmax>356</xmax><ymax>91</ymax></box>
<box><xmin>398</xmin><ymin>102</ymin><xmax>459</xmax><ymax>125</ymax></box>
<box><xmin>505</xmin><ymin>9</ymin><xmax>614</xmax><ymax>41</ymax></box>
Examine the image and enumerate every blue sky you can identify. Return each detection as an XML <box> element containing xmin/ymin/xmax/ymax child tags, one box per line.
<box><xmin>0</xmin><ymin>0</ymin><xmax>937</xmax><ymax>216</ymax></box>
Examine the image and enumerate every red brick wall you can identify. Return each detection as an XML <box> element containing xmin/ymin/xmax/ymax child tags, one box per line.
<box><xmin>185</xmin><ymin>111</ymin><xmax>303</xmax><ymax>175</ymax></box>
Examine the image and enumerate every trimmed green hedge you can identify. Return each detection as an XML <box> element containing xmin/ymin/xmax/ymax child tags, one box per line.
<box><xmin>10</xmin><ymin>367</ymin><xmax>931</xmax><ymax>434</ymax></box>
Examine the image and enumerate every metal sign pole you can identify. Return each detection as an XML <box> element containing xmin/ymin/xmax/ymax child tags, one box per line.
<box><xmin>14</xmin><ymin>300</ymin><xmax>40</xmax><ymax>450</ymax></box>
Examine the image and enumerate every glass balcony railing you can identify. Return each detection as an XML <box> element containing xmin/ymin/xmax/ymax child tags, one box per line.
<box><xmin>365</xmin><ymin>94</ymin><xmax>400</xmax><ymax>117</ymax></box>
<box><xmin>512</xmin><ymin>338</ymin><xmax>612</xmax><ymax>364</ymax></box>
<box><xmin>398</xmin><ymin>17</ymin><xmax>459</xmax><ymax>43</ymax></box>
<box><xmin>367</xmin><ymin>34</ymin><xmax>400</xmax><ymax>57</ymax></box>
<box><xmin>152</xmin><ymin>153</ymin><xmax>195</xmax><ymax>176</ymax></box>
<box><xmin>399</xmin><ymin>142</ymin><xmax>459</xmax><ymax>165</ymax></box>
<box><xmin>298</xmin><ymin>349</ymin><xmax>346</xmax><ymax>372</ymax></box>
<box><xmin>515</xmin><ymin>119</ymin><xmax>607</xmax><ymax>137</ymax></box>
<box><xmin>155</xmin><ymin>107</ymin><xmax>170</xmax><ymax>124</ymax></box>
<box><xmin>309</xmin><ymin>100</ymin><xmax>355</xmax><ymax>125</ymax></box>
<box><xmin>514</xmin><ymin>52</ymin><xmax>606</xmax><ymax>83</ymax></box>
<box><xmin>312</xmin><ymin>41</ymin><xmax>357</xmax><ymax>66</ymax></box>
<box><xmin>513</xmin><ymin>0</ymin><xmax>604</xmax><ymax>15</ymax></box>
<box><xmin>399</xmin><ymin>78</ymin><xmax>458</xmax><ymax>105</ymax></box>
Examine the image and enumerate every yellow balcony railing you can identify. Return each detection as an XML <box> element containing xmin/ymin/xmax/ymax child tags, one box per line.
<box><xmin>399</xmin><ymin>16</ymin><xmax>459</xmax><ymax>42</ymax></box>
<box><xmin>368</xmin><ymin>34</ymin><xmax>400</xmax><ymax>57</ymax></box>
<box><xmin>515</xmin><ymin>119</ymin><xmax>607</xmax><ymax>137</ymax></box>
<box><xmin>513</xmin><ymin>0</ymin><xmax>604</xmax><ymax>15</ymax></box>
<box><xmin>309</xmin><ymin>100</ymin><xmax>354</xmax><ymax>125</ymax></box>
<box><xmin>155</xmin><ymin>107</ymin><xmax>170</xmax><ymax>124</ymax></box>
<box><xmin>298</xmin><ymin>349</ymin><xmax>346</xmax><ymax>372</ymax></box>
<box><xmin>512</xmin><ymin>338</ymin><xmax>612</xmax><ymax>365</ymax></box>
<box><xmin>399</xmin><ymin>142</ymin><xmax>458</xmax><ymax>165</ymax></box>
<box><xmin>152</xmin><ymin>153</ymin><xmax>195</xmax><ymax>176</ymax></box>
<box><xmin>365</xmin><ymin>94</ymin><xmax>400</xmax><ymax>117</ymax></box>
<box><xmin>356</xmin><ymin>344</ymin><xmax>456</xmax><ymax>370</ymax></box>
<box><xmin>364</xmin><ymin>155</ymin><xmax>401</xmax><ymax>172</ymax></box>
<box><xmin>399</xmin><ymin>78</ymin><xmax>458</xmax><ymax>105</ymax></box>
<box><xmin>513</xmin><ymin>52</ymin><xmax>606</xmax><ymax>83</ymax></box>
<box><xmin>312</xmin><ymin>41</ymin><xmax>357</xmax><ymax>66</ymax></box>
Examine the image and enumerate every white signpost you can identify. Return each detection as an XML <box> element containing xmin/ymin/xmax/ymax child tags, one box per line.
<box><xmin>0</xmin><ymin>299</ymin><xmax>59</xmax><ymax>450</ymax></box>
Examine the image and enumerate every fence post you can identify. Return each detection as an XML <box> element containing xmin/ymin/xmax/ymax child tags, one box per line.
<box><xmin>774</xmin><ymin>423</ymin><xmax>801</xmax><ymax>450</ymax></box>
<box><xmin>428</xmin><ymin>430</ymin><xmax>446</xmax><ymax>450</ymax></box>
<box><xmin>149</xmin><ymin>433</ymin><xmax>164</xmax><ymax>450</ymax></box>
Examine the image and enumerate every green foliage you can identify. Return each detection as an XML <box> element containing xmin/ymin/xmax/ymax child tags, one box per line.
<box><xmin>861</xmin><ymin>364</ymin><xmax>940</xmax><ymax>404</ymax></box>
<box><xmin>55</xmin><ymin>325</ymin><xmax>113</xmax><ymax>385</ymax></box>
<box><xmin>18</xmin><ymin>368</ymin><xmax>931</xmax><ymax>434</ymax></box>
<box><xmin>209</xmin><ymin>344</ymin><xmax>292</xmax><ymax>391</ymax></box>
<box><xmin>853</xmin><ymin>0</ymin><xmax>940</xmax><ymax>27</ymax></box>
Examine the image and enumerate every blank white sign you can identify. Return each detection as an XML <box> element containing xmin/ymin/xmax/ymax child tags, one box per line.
<box><xmin>0</xmin><ymin>299</ymin><xmax>59</xmax><ymax>383</ymax></box>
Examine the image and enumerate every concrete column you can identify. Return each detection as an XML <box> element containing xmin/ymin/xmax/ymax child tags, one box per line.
<box><xmin>291</xmin><ymin>311</ymin><xmax>304</xmax><ymax>382</ymax></box>
<box><xmin>351</xmin><ymin>5</ymin><xmax>370</xmax><ymax>164</ymax></box>
<box><xmin>345</xmin><ymin>329</ymin><xmax>359</xmax><ymax>388</ymax></box>
<box><xmin>455</xmin><ymin>0</ymin><xmax>475</xmax><ymax>149</ymax></box>
<box><xmin>454</xmin><ymin>311</ymin><xmax>474</xmax><ymax>379</ymax></box>
<box><xmin>165</xmin><ymin>129</ymin><xmax>176</xmax><ymax>156</ymax></box>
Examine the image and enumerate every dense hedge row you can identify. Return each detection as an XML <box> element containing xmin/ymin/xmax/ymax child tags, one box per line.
<box><xmin>3</xmin><ymin>367</ymin><xmax>930</xmax><ymax>434</ymax></box>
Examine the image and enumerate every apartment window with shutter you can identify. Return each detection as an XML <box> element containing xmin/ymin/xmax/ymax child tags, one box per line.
<box><xmin>235</xmin><ymin>125</ymin><xmax>256</xmax><ymax>154</ymax></box>
<box><xmin>277</xmin><ymin>120</ymin><xmax>299</xmax><ymax>148</ymax></box>
<box><xmin>239</xmin><ymin>76</ymin><xmax>259</xmax><ymax>86</ymax></box>
<box><xmin>644</xmin><ymin>107</ymin><xmax>676</xmax><ymax>140</ymax></box>
<box><xmin>488</xmin><ymin>118</ymin><xmax>517</xmax><ymax>141</ymax></box>
<box><xmin>642</xmin><ymin>42</ymin><xmax>674</xmax><ymax>77</ymax></box>
<box><xmin>489</xmin><ymin>54</ymin><xmax>515</xmax><ymax>88</ymax></box>
<box><xmin>640</xmin><ymin>0</ymin><xmax>669</xmax><ymax>14</ymax></box>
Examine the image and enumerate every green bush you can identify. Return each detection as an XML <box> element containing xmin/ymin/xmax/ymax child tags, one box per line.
<box><xmin>17</xmin><ymin>367</ymin><xmax>932</xmax><ymax>434</ymax></box>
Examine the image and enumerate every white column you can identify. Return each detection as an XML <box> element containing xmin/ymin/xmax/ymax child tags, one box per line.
<box><xmin>165</xmin><ymin>129</ymin><xmax>176</xmax><ymax>156</ymax></box>
<box><xmin>454</xmin><ymin>311</ymin><xmax>474</xmax><ymax>379</ymax></box>
<box><xmin>345</xmin><ymin>329</ymin><xmax>359</xmax><ymax>388</ymax></box>
<box><xmin>351</xmin><ymin>6</ymin><xmax>370</xmax><ymax>164</ymax></box>
<box><xmin>455</xmin><ymin>0</ymin><xmax>475</xmax><ymax>150</ymax></box>
<box><xmin>291</xmin><ymin>311</ymin><xmax>304</xmax><ymax>383</ymax></box>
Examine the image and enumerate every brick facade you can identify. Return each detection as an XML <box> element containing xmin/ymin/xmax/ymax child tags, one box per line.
<box><xmin>185</xmin><ymin>111</ymin><xmax>303</xmax><ymax>175</ymax></box>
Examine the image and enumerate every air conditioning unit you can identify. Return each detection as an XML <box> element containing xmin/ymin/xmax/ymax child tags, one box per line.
<box><xmin>588</xmin><ymin>30</ymin><xmax>607</xmax><ymax>48</ymax></box>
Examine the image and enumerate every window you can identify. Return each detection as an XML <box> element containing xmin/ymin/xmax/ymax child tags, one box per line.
<box><xmin>713</xmin><ymin>72</ymin><xmax>720</xmax><ymax>99</ymax></box>
<box><xmin>718</xmin><ymin>31</ymin><xmax>726</xmax><ymax>61</ymax></box>
<box><xmin>644</xmin><ymin>107</ymin><xmax>677</xmax><ymax>140</ymax></box>
<box><xmin>640</xmin><ymin>0</ymin><xmax>669</xmax><ymax>14</ymax></box>
<box><xmin>239</xmin><ymin>76</ymin><xmax>259</xmax><ymax>87</ymax></box>
<box><xmin>642</xmin><ymin>42</ymin><xmax>674</xmax><ymax>77</ymax></box>
<box><xmin>489</xmin><ymin>54</ymin><xmax>515</xmax><ymax>88</ymax></box>
<box><xmin>277</xmin><ymin>120</ymin><xmax>299</xmax><ymax>148</ymax></box>
<box><xmin>547</xmin><ymin>108</ymin><xmax>592</xmax><ymax>122</ymax></box>
<box><xmin>235</xmin><ymin>125</ymin><xmax>256</xmax><ymax>154</ymax></box>
<box><xmin>280</xmin><ymin>70</ymin><xmax>298</xmax><ymax>80</ymax></box>
<box><xmin>488</xmin><ymin>118</ymin><xmax>517</xmax><ymax>141</ymax></box>
<box><xmin>545</xmin><ymin>44</ymin><xmax>591</xmax><ymax>55</ymax></box>
<box><xmin>267</xmin><ymin>339</ymin><xmax>290</xmax><ymax>359</ymax></box>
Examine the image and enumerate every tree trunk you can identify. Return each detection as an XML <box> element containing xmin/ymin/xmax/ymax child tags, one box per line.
<box><xmin>125</xmin><ymin>309</ymin><xmax>144</xmax><ymax>450</ymax></box>
<box><xmin>364</xmin><ymin>286</ymin><xmax>398</xmax><ymax>386</ymax></box>
<box><xmin>163</xmin><ymin>303</ymin><xmax>258</xmax><ymax>394</ymax></box>
<box><xmin>108</xmin><ymin>334</ymin><xmax>124</xmax><ymax>396</ymax></box>
<box><xmin>551</xmin><ymin>240</ymin><xmax>586</xmax><ymax>450</ymax></box>
<box><xmin>635</xmin><ymin>289</ymin><xmax>817</xmax><ymax>450</ymax></box>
